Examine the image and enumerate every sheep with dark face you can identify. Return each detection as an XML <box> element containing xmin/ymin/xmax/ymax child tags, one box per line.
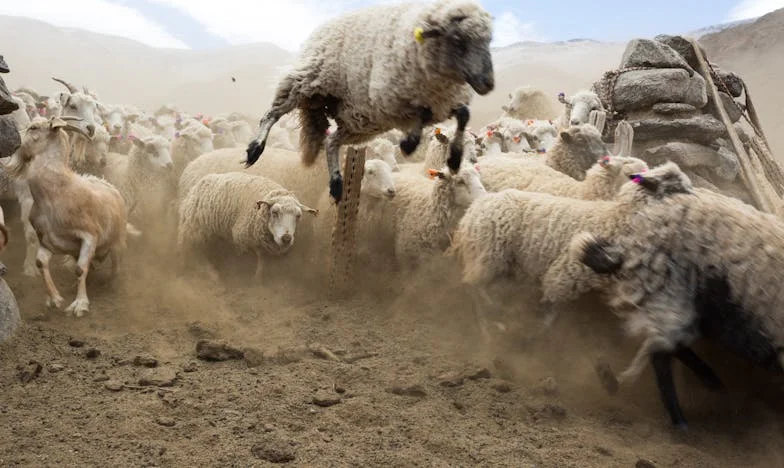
<box><xmin>244</xmin><ymin>0</ymin><xmax>495</xmax><ymax>203</ymax></box>
<box><xmin>573</xmin><ymin>187</ymin><xmax>784</xmax><ymax>430</ymax></box>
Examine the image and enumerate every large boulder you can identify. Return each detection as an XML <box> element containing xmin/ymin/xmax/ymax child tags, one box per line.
<box><xmin>0</xmin><ymin>76</ymin><xmax>18</xmax><ymax>116</ymax></box>
<box><xmin>631</xmin><ymin>115</ymin><xmax>727</xmax><ymax>145</ymax></box>
<box><xmin>641</xmin><ymin>141</ymin><xmax>739</xmax><ymax>181</ymax></box>
<box><xmin>610</xmin><ymin>68</ymin><xmax>707</xmax><ymax>112</ymax></box>
<box><xmin>651</xmin><ymin>103</ymin><xmax>699</xmax><ymax>117</ymax></box>
<box><xmin>705</xmin><ymin>91</ymin><xmax>743</xmax><ymax>124</ymax></box>
<box><xmin>620</xmin><ymin>39</ymin><xmax>694</xmax><ymax>74</ymax></box>
<box><xmin>0</xmin><ymin>276</ymin><xmax>20</xmax><ymax>344</ymax></box>
<box><xmin>0</xmin><ymin>116</ymin><xmax>20</xmax><ymax>157</ymax></box>
<box><xmin>653</xmin><ymin>35</ymin><xmax>706</xmax><ymax>71</ymax></box>
<box><xmin>711</xmin><ymin>69</ymin><xmax>744</xmax><ymax>98</ymax></box>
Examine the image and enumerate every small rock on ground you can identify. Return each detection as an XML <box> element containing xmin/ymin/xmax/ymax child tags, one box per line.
<box><xmin>68</xmin><ymin>338</ymin><xmax>85</xmax><ymax>348</ymax></box>
<box><xmin>155</xmin><ymin>417</ymin><xmax>176</xmax><ymax>427</ymax></box>
<box><xmin>139</xmin><ymin>367</ymin><xmax>178</xmax><ymax>387</ymax></box>
<box><xmin>47</xmin><ymin>363</ymin><xmax>65</xmax><ymax>373</ymax></box>
<box><xmin>132</xmin><ymin>355</ymin><xmax>159</xmax><ymax>368</ymax></box>
<box><xmin>636</xmin><ymin>459</ymin><xmax>657</xmax><ymax>468</ymax></box>
<box><xmin>18</xmin><ymin>361</ymin><xmax>42</xmax><ymax>384</ymax></box>
<box><xmin>387</xmin><ymin>384</ymin><xmax>427</xmax><ymax>397</ymax></box>
<box><xmin>104</xmin><ymin>380</ymin><xmax>123</xmax><ymax>392</ymax></box>
<box><xmin>182</xmin><ymin>362</ymin><xmax>198</xmax><ymax>372</ymax></box>
<box><xmin>312</xmin><ymin>392</ymin><xmax>342</xmax><ymax>407</ymax></box>
<box><xmin>251</xmin><ymin>438</ymin><xmax>296</xmax><ymax>464</ymax></box>
<box><xmin>196</xmin><ymin>339</ymin><xmax>244</xmax><ymax>361</ymax></box>
<box><xmin>85</xmin><ymin>348</ymin><xmax>101</xmax><ymax>359</ymax></box>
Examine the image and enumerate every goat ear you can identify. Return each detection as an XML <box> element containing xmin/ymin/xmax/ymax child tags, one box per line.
<box><xmin>59</xmin><ymin>93</ymin><xmax>70</xmax><ymax>108</ymax></box>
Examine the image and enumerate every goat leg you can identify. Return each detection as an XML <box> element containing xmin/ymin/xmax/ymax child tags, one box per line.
<box><xmin>36</xmin><ymin>246</ymin><xmax>64</xmax><ymax>310</ymax></box>
<box><xmin>447</xmin><ymin>105</ymin><xmax>470</xmax><ymax>173</ymax></box>
<box><xmin>65</xmin><ymin>234</ymin><xmax>97</xmax><ymax>318</ymax></box>
<box><xmin>651</xmin><ymin>351</ymin><xmax>689</xmax><ymax>431</ymax></box>
<box><xmin>400</xmin><ymin>107</ymin><xmax>434</xmax><ymax>156</ymax></box>
<box><xmin>326</xmin><ymin>127</ymin><xmax>344</xmax><ymax>203</ymax></box>
<box><xmin>675</xmin><ymin>347</ymin><xmax>724</xmax><ymax>391</ymax></box>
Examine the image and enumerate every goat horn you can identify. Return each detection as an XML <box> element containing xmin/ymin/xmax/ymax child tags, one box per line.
<box><xmin>63</xmin><ymin>123</ymin><xmax>93</xmax><ymax>141</ymax></box>
<box><xmin>52</xmin><ymin>77</ymin><xmax>77</xmax><ymax>93</ymax></box>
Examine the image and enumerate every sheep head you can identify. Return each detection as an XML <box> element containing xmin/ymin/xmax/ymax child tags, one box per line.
<box><xmin>564</xmin><ymin>90</ymin><xmax>603</xmax><ymax>126</ymax></box>
<box><xmin>361</xmin><ymin>159</ymin><xmax>396</xmax><ymax>199</ymax></box>
<box><xmin>621</xmin><ymin>161</ymin><xmax>694</xmax><ymax>200</ymax></box>
<box><xmin>255</xmin><ymin>191</ymin><xmax>318</xmax><ymax>250</ymax></box>
<box><xmin>130</xmin><ymin>134</ymin><xmax>174</xmax><ymax>170</ymax></box>
<box><xmin>176</xmin><ymin>125</ymin><xmax>214</xmax><ymax>158</ymax></box>
<box><xmin>427</xmin><ymin>163</ymin><xmax>486</xmax><ymax>208</ymax></box>
<box><xmin>557</xmin><ymin>124</ymin><xmax>608</xmax><ymax>160</ymax></box>
<box><xmin>418</xmin><ymin>1</ymin><xmax>495</xmax><ymax>95</ymax></box>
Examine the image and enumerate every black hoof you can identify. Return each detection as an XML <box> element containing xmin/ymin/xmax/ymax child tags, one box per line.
<box><xmin>447</xmin><ymin>144</ymin><xmax>462</xmax><ymax>173</ymax></box>
<box><xmin>330</xmin><ymin>174</ymin><xmax>344</xmax><ymax>203</ymax></box>
<box><xmin>245</xmin><ymin>139</ymin><xmax>266</xmax><ymax>167</ymax></box>
<box><xmin>400</xmin><ymin>136</ymin><xmax>420</xmax><ymax>156</ymax></box>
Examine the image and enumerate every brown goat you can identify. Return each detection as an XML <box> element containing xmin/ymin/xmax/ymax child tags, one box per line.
<box><xmin>6</xmin><ymin>116</ymin><xmax>135</xmax><ymax>317</ymax></box>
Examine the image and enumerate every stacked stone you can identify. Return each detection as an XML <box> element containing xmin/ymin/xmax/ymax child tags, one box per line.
<box><xmin>593</xmin><ymin>37</ymin><xmax>753</xmax><ymax>203</ymax></box>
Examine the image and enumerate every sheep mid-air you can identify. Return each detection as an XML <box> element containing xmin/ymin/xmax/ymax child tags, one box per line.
<box><xmin>244</xmin><ymin>0</ymin><xmax>495</xmax><ymax>203</ymax></box>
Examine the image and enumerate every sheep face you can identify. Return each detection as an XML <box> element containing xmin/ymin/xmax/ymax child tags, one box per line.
<box><xmin>524</xmin><ymin>120</ymin><xmax>557</xmax><ymax>151</ymax></box>
<box><xmin>100</xmin><ymin>105</ymin><xmax>125</xmax><ymax>135</ymax></box>
<box><xmin>618</xmin><ymin>161</ymin><xmax>694</xmax><ymax>201</ymax></box>
<box><xmin>361</xmin><ymin>159</ymin><xmax>396</xmax><ymax>199</ymax></box>
<box><xmin>562</xmin><ymin>90</ymin><xmax>603</xmax><ymax>126</ymax></box>
<box><xmin>558</xmin><ymin>124</ymin><xmax>608</xmax><ymax>158</ymax></box>
<box><xmin>131</xmin><ymin>135</ymin><xmax>173</xmax><ymax>170</ymax></box>
<box><xmin>59</xmin><ymin>93</ymin><xmax>99</xmax><ymax>138</ymax></box>
<box><xmin>506</xmin><ymin>130</ymin><xmax>532</xmax><ymax>153</ymax></box>
<box><xmin>256</xmin><ymin>196</ymin><xmax>318</xmax><ymax>250</ymax></box>
<box><xmin>430</xmin><ymin>164</ymin><xmax>486</xmax><ymax>208</ymax></box>
<box><xmin>178</xmin><ymin>126</ymin><xmax>214</xmax><ymax>158</ymax></box>
<box><xmin>421</xmin><ymin>2</ymin><xmax>495</xmax><ymax>95</ymax></box>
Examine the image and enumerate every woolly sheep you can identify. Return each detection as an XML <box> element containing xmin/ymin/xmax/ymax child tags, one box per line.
<box><xmin>544</xmin><ymin>124</ymin><xmax>610</xmax><ymax>181</ymax></box>
<box><xmin>521</xmin><ymin>119</ymin><xmax>558</xmax><ymax>152</ymax></box>
<box><xmin>557</xmin><ymin>89</ymin><xmax>604</xmax><ymax>128</ymax></box>
<box><xmin>177</xmin><ymin>172</ymin><xmax>318</xmax><ymax>280</ymax></box>
<box><xmin>572</xmin><ymin>185</ymin><xmax>784</xmax><ymax>430</ymax></box>
<box><xmin>450</xmin><ymin>162</ymin><xmax>694</xmax><ymax>342</ymax></box>
<box><xmin>245</xmin><ymin>0</ymin><xmax>495</xmax><ymax>203</ymax></box>
<box><xmin>501</xmin><ymin>86</ymin><xmax>557</xmax><ymax>120</ymax></box>
<box><xmin>478</xmin><ymin>155</ymin><xmax>649</xmax><ymax>200</ymax></box>
<box><xmin>363</xmin><ymin>138</ymin><xmax>400</xmax><ymax>172</ymax></box>
<box><xmin>171</xmin><ymin>122</ymin><xmax>215</xmax><ymax>179</ymax></box>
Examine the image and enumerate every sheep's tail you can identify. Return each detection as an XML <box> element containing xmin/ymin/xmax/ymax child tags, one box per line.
<box><xmin>299</xmin><ymin>107</ymin><xmax>329</xmax><ymax>166</ymax></box>
<box><xmin>569</xmin><ymin>231</ymin><xmax>623</xmax><ymax>275</ymax></box>
<box><xmin>126</xmin><ymin>223</ymin><xmax>142</xmax><ymax>238</ymax></box>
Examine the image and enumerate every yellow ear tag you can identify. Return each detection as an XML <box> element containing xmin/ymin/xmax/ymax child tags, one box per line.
<box><xmin>414</xmin><ymin>27</ymin><xmax>425</xmax><ymax>44</ymax></box>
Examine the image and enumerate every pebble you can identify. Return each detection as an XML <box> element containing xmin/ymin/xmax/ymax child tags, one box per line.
<box><xmin>85</xmin><ymin>348</ymin><xmax>101</xmax><ymax>359</ymax></box>
<box><xmin>312</xmin><ymin>392</ymin><xmax>342</xmax><ymax>407</ymax></box>
<box><xmin>92</xmin><ymin>374</ymin><xmax>110</xmax><ymax>382</ymax></box>
<box><xmin>387</xmin><ymin>384</ymin><xmax>427</xmax><ymax>397</ymax></box>
<box><xmin>251</xmin><ymin>439</ymin><xmax>295</xmax><ymax>463</ymax></box>
<box><xmin>68</xmin><ymin>338</ymin><xmax>85</xmax><ymax>348</ymax></box>
<box><xmin>104</xmin><ymin>380</ymin><xmax>123</xmax><ymax>392</ymax></box>
<box><xmin>636</xmin><ymin>459</ymin><xmax>657</xmax><ymax>468</ymax></box>
<box><xmin>467</xmin><ymin>367</ymin><xmax>491</xmax><ymax>380</ymax></box>
<box><xmin>182</xmin><ymin>362</ymin><xmax>198</xmax><ymax>373</ymax></box>
<box><xmin>132</xmin><ymin>355</ymin><xmax>158</xmax><ymax>368</ymax></box>
<box><xmin>138</xmin><ymin>367</ymin><xmax>178</xmax><ymax>387</ymax></box>
<box><xmin>437</xmin><ymin>372</ymin><xmax>465</xmax><ymax>388</ymax></box>
<box><xmin>155</xmin><ymin>417</ymin><xmax>176</xmax><ymax>427</ymax></box>
<box><xmin>47</xmin><ymin>363</ymin><xmax>65</xmax><ymax>373</ymax></box>
<box><xmin>196</xmin><ymin>340</ymin><xmax>244</xmax><ymax>361</ymax></box>
<box><xmin>18</xmin><ymin>361</ymin><xmax>42</xmax><ymax>384</ymax></box>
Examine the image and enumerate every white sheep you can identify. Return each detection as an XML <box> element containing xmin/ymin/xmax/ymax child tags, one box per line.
<box><xmin>4</xmin><ymin>116</ymin><xmax>136</xmax><ymax>316</ymax></box>
<box><xmin>501</xmin><ymin>86</ymin><xmax>558</xmax><ymax>121</ymax></box>
<box><xmin>245</xmin><ymin>0</ymin><xmax>495</xmax><ymax>203</ymax></box>
<box><xmin>102</xmin><ymin>131</ymin><xmax>174</xmax><ymax>220</ymax></box>
<box><xmin>363</xmin><ymin>138</ymin><xmax>400</xmax><ymax>172</ymax></box>
<box><xmin>521</xmin><ymin>119</ymin><xmax>558</xmax><ymax>152</ymax></box>
<box><xmin>542</xmin><ymin>124</ymin><xmax>611</xmax><ymax>181</ymax></box>
<box><xmin>478</xmin><ymin>154</ymin><xmax>649</xmax><ymax>200</ymax></box>
<box><xmin>556</xmin><ymin>89</ymin><xmax>604</xmax><ymax>128</ymax></box>
<box><xmin>171</xmin><ymin>122</ymin><xmax>215</xmax><ymax>179</ymax></box>
<box><xmin>177</xmin><ymin>172</ymin><xmax>318</xmax><ymax>280</ymax></box>
<box><xmin>572</xmin><ymin>186</ymin><xmax>784</xmax><ymax>430</ymax></box>
<box><xmin>450</xmin><ymin>162</ymin><xmax>694</xmax><ymax>342</ymax></box>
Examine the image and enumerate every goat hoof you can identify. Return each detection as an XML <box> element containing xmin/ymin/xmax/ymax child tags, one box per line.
<box><xmin>329</xmin><ymin>174</ymin><xmax>344</xmax><ymax>203</ymax></box>
<box><xmin>399</xmin><ymin>137</ymin><xmax>419</xmax><ymax>156</ymax></box>
<box><xmin>245</xmin><ymin>139</ymin><xmax>266</xmax><ymax>167</ymax></box>
<box><xmin>65</xmin><ymin>299</ymin><xmax>89</xmax><ymax>317</ymax></box>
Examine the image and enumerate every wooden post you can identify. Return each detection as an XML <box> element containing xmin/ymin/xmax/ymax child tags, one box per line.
<box><xmin>328</xmin><ymin>146</ymin><xmax>366</xmax><ymax>298</ymax></box>
<box><xmin>688</xmin><ymin>37</ymin><xmax>776</xmax><ymax>214</ymax></box>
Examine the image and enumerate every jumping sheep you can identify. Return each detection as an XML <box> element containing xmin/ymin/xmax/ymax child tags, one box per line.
<box><xmin>4</xmin><ymin>116</ymin><xmax>135</xmax><ymax>316</ymax></box>
<box><xmin>245</xmin><ymin>0</ymin><xmax>495</xmax><ymax>203</ymax></box>
<box><xmin>478</xmin><ymin>155</ymin><xmax>649</xmax><ymax>200</ymax></box>
<box><xmin>572</xmin><ymin>186</ymin><xmax>784</xmax><ymax>430</ymax></box>
<box><xmin>177</xmin><ymin>172</ymin><xmax>318</xmax><ymax>280</ymax></box>
<box><xmin>450</xmin><ymin>162</ymin><xmax>694</xmax><ymax>342</ymax></box>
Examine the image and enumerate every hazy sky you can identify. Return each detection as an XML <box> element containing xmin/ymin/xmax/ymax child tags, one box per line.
<box><xmin>1</xmin><ymin>0</ymin><xmax>782</xmax><ymax>51</ymax></box>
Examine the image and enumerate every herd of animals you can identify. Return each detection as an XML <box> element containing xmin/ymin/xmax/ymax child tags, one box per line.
<box><xmin>2</xmin><ymin>0</ymin><xmax>784</xmax><ymax>433</ymax></box>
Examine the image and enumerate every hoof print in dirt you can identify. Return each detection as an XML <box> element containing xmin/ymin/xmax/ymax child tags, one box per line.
<box><xmin>138</xmin><ymin>367</ymin><xmax>178</xmax><ymax>387</ymax></box>
<box><xmin>251</xmin><ymin>438</ymin><xmax>296</xmax><ymax>464</ymax></box>
<box><xmin>84</xmin><ymin>348</ymin><xmax>101</xmax><ymax>359</ymax></box>
<box><xmin>312</xmin><ymin>392</ymin><xmax>342</xmax><ymax>407</ymax></box>
<box><xmin>132</xmin><ymin>355</ymin><xmax>159</xmax><ymax>368</ymax></box>
<box><xmin>196</xmin><ymin>339</ymin><xmax>245</xmax><ymax>362</ymax></box>
<box><xmin>18</xmin><ymin>361</ymin><xmax>42</xmax><ymax>384</ymax></box>
<box><xmin>68</xmin><ymin>338</ymin><xmax>86</xmax><ymax>348</ymax></box>
<box><xmin>386</xmin><ymin>384</ymin><xmax>427</xmax><ymax>398</ymax></box>
<box><xmin>155</xmin><ymin>417</ymin><xmax>176</xmax><ymax>427</ymax></box>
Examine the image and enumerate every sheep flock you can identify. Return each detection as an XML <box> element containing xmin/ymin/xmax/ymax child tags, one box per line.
<box><xmin>1</xmin><ymin>0</ymin><xmax>784</xmax><ymax>464</ymax></box>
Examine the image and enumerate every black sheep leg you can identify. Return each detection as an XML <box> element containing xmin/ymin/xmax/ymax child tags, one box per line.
<box><xmin>447</xmin><ymin>105</ymin><xmax>470</xmax><ymax>173</ymax></box>
<box><xmin>400</xmin><ymin>107</ymin><xmax>433</xmax><ymax>156</ymax></box>
<box><xmin>651</xmin><ymin>351</ymin><xmax>688</xmax><ymax>430</ymax></box>
<box><xmin>325</xmin><ymin>127</ymin><xmax>344</xmax><ymax>203</ymax></box>
<box><xmin>675</xmin><ymin>347</ymin><xmax>724</xmax><ymax>391</ymax></box>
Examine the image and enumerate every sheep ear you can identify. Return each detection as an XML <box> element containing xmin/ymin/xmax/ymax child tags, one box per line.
<box><xmin>629</xmin><ymin>174</ymin><xmax>659</xmax><ymax>192</ymax></box>
<box><xmin>255</xmin><ymin>200</ymin><xmax>271</xmax><ymax>210</ymax></box>
<box><xmin>557</xmin><ymin>92</ymin><xmax>571</xmax><ymax>105</ymax></box>
<box><xmin>559</xmin><ymin>131</ymin><xmax>572</xmax><ymax>143</ymax></box>
<box><xmin>435</xmin><ymin>133</ymin><xmax>449</xmax><ymax>144</ymax></box>
<box><xmin>599</xmin><ymin>156</ymin><xmax>612</xmax><ymax>168</ymax></box>
<box><xmin>298</xmin><ymin>202</ymin><xmax>319</xmax><ymax>217</ymax></box>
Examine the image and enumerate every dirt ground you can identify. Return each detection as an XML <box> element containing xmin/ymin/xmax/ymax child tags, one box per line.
<box><xmin>2</xmin><ymin>201</ymin><xmax>784</xmax><ymax>468</ymax></box>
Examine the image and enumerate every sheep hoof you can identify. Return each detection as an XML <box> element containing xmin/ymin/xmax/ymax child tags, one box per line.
<box><xmin>447</xmin><ymin>144</ymin><xmax>462</xmax><ymax>173</ymax></box>
<box><xmin>399</xmin><ymin>135</ymin><xmax>420</xmax><ymax>156</ymax></box>
<box><xmin>329</xmin><ymin>173</ymin><xmax>343</xmax><ymax>203</ymax></box>
<box><xmin>24</xmin><ymin>263</ymin><xmax>40</xmax><ymax>278</ymax></box>
<box><xmin>65</xmin><ymin>299</ymin><xmax>89</xmax><ymax>317</ymax></box>
<box><xmin>47</xmin><ymin>295</ymin><xmax>65</xmax><ymax>311</ymax></box>
<box><xmin>245</xmin><ymin>139</ymin><xmax>266</xmax><ymax>167</ymax></box>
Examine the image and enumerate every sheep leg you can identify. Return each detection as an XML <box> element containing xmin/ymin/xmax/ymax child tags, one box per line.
<box><xmin>325</xmin><ymin>127</ymin><xmax>345</xmax><ymax>202</ymax></box>
<box><xmin>519</xmin><ymin>302</ymin><xmax>560</xmax><ymax>350</ymax></box>
<box><xmin>65</xmin><ymin>234</ymin><xmax>97</xmax><ymax>318</ymax></box>
<box><xmin>18</xmin><ymin>187</ymin><xmax>40</xmax><ymax>277</ymax></box>
<box><xmin>400</xmin><ymin>107</ymin><xmax>433</xmax><ymax>156</ymax></box>
<box><xmin>651</xmin><ymin>351</ymin><xmax>689</xmax><ymax>430</ymax></box>
<box><xmin>447</xmin><ymin>105</ymin><xmax>470</xmax><ymax>173</ymax></box>
<box><xmin>674</xmin><ymin>347</ymin><xmax>724</xmax><ymax>391</ymax></box>
<box><xmin>246</xmin><ymin>74</ymin><xmax>300</xmax><ymax>167</ymax></box>
<box><xmin>36</xmin><ymin>246</ymin><xmax>64</xmax><ymax>310</ymax></box>
<box><xmin>254</xmin><ymin>250</ymin><xmax>264</xmax><ymax>280</ymax></box>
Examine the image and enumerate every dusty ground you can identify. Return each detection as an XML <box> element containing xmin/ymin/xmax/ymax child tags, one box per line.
<box><xmin>1</xmin><ymin>201</ymin><xmax>784</xmax><ymax>468</ymax></box>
